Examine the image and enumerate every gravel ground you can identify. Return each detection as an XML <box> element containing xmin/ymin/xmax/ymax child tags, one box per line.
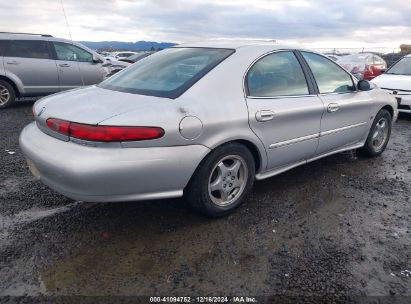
<box><xmin>0</xmin><ymin>102</ymin><xmax>410</xmax><ymax>303</ymax></box>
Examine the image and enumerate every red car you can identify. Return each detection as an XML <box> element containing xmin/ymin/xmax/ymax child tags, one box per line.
<box><xmin>337</xmin><ymin>53</ymin><xmax>387</xmax><ymax>80</ymax></box>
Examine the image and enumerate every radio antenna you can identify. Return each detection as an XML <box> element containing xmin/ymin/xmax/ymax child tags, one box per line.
<box><xmin>60</xmin><ymin>0</ymin><xmax>73</xmax><ymax>42</ymax></box>
<box><xmin>60</xmin><ymin>0</ymin><xmax>85</xmax><ymax>86</ymax></box>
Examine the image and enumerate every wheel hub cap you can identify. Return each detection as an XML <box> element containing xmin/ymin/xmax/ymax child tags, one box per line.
<box><xmin>372</xmin><ymin>118</ymin><xmax>388</xmax><ymax>151</ymax></box>
<box><xmin>208</xmin><ymin>155</ymin><xmax>248</xmax><ymax>207</ymax></box>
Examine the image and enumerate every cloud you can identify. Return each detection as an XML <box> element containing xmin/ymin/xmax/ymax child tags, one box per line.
<box><xmin>0</xmin><ymin>0</ymin><xmax>410</xmax><ymax>47</ymax></box>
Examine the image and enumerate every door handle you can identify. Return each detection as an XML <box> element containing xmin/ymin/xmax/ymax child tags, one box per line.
<box><xmin>6</xmin><ymin>60</ymin><xmax>19</xmax><ymax>65</ymax></box>
<box><xmin>327</xmin><ymin>103</ymin><xmax>340</xmax><ymax>113</ymax></box>
<box><xmin>59</xmin><ymin>63</ymin><xmax>70</xmax><ymax>67</ymax></box>
<box><xmin>256</xmin><ymin>110</ymin><xmax>275</xmax><ymax>122</ymax></box>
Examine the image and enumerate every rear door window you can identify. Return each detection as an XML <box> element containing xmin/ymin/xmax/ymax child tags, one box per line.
<box><xmin>246</xmin><ymin>51</ymin><xmax>309</xmax><ymax>97</ymax></box>
<box><xmin>8</xmin><ymin>40</ymin><xmax>51</xmax><ymax>59</ymax></box>
<box><xmin>301</xmin><ymin>52</ymin><xmax>355</xmax><ymax>94</ymax></box>
<box><xmin>0</xmin><ymin>40</ymin><xmax>9</xmax><ymax>56</ymax></box>
<box><xmin>52</xmin><ymin>42</ymin><xmax>93</xmax><ymax>62</ymax></box>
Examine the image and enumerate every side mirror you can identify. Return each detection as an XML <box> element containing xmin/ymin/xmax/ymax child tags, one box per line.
<box><xmin>357</xmin><ymin>79</ymin><xmax>371</xmax><ymax>91</ymax></box>
<box><xmin>92</xmin><ymin>54</ymin><xmax>103</xmax><ymax>64</ymax></box>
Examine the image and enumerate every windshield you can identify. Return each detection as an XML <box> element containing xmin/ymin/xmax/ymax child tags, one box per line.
<box><xmin>386</xmin><ymin>57</ymin><xmax>411</xmax><ymax>75</ymax></box>
<box><xmin>99</xmin><ymin>47</ymin><xmax>234</xmax><ymax>98</ymax></box>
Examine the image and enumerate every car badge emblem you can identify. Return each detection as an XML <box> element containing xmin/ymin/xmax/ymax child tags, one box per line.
<box><xmin>392</xmin><ymin>90</ymin><xmax>398</xmax><ymax>95</ymax></box>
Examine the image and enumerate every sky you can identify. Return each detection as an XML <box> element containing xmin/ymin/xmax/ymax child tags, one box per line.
<box><xmin>0</xmin><ymin>0</ymin><xmax>410</xmax><ymax>49</ymax></box>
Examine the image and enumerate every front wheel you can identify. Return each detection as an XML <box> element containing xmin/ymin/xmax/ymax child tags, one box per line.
<box><xmin>184</xmin><ymin>143</ymin><xmax>255</xmax><ymax>217</ymax></box>
<box><xmin>360</xmin><ymin>109</ymin><xmax>392</xmax><ymax>157</ymax></box>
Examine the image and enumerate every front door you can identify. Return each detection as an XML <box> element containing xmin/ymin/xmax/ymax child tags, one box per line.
<box><xmin>51</xmin><ymin>41</ymin><xmax>104</xmax><ymax>90</ymax></box>
<box><xmin>300</xmin><ymin>51</ymin><xmax>373</xmax><ymax>155</ymax></box>
<box><xmin>245</xmin><ymin>51</ymin><xmax>324</xmax><ymax>170</ymax></box>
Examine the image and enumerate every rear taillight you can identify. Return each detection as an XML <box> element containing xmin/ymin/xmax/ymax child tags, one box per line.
<box><xmin>47</xmin><ymin>118</ymin><xmax>70</xmax><ymax>135</ymax></box>
<box><xmin>46</xmin><ymin>118</ymin><xmax>164</xmax><ymax>142</ymax></box>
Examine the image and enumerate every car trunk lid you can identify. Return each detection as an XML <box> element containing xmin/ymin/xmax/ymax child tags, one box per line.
<box><xmin>35</xmin><ymin>86</ymin><xmax>168</xmax><ymax>125</ymax></box>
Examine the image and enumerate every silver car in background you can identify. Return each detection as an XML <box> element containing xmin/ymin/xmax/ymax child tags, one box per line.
<box><xmin>20</xmin><ymin>41</ymin><xmax>398</xmax><ymax>217</ymax></box>
<box><xmin>0</xmin><ymin>32</ymin><xmax>107</xmax><ymax>108</ymax></box>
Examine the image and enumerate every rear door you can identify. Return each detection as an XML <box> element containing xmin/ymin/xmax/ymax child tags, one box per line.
<box><xmin>4</xmin><ymin>39</ymin><xmax>59</xmax><ymax>95</ymax></box>
<box><xmin>300</xmin><ymin>51</ymin><xmax>373</xmax><ymax>155</ymax></box>
<box><xmin>245</xmin><ymin>51</ymin><xmax>324</xmax><ymax>170</ymax></box>
<box><xmin>51</xmin><ymin>41</ymin><xmax>104</xmax><ymax>90</ymax></box>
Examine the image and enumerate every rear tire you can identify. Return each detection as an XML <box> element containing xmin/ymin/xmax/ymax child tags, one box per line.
<box><xmin>360</xmin><ymin>109</ymin><xmax>392</xmax><ymax>157</ymax></box>
<box><xmin>0</xmin><ymin>80</ymin><xmax>16</xmax><ymax>109</ymax></box>
<box><xmin>184</xmin><ymin>143</ymin><xmax>255</xmax><ymax>217</ymax></box>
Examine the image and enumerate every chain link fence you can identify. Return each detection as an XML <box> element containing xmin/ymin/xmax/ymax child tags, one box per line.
<box><xmin>312</xmin><ymin>47</ymin><xmax>406</xmax><ymax>68</ymax></box>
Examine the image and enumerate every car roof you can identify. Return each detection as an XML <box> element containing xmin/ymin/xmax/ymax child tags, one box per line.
<box><xmin>0</xmin><ymin>32</ymin><xmax>74</xmax><ymax>44</ymax></box>
<box><xmin>176</xmin><ymin>40</ymin><xmax>299</xmax><ymax>50</ymax></box>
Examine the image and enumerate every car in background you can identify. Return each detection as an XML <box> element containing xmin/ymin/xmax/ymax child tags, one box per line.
<box><xmin>0</xmin><ymin>32</ymin><xmax>107</xmax><ymax>109</ymax></box>
<box><xmin>111</xmin><ymin>51</ymin><xmax>138</xmax><ymax>60</ymax></box>
<box><xmin>104</xmin><ymin>52</ymin><xmax>153</xmax><ymax>78</ymax></box>
<box><xmin>20</xmin><ymin>41</ymin><xmax>397</xmax><ymax>217</ymax></box>
<box><xmin>338</xmin><ymin>53</ymin><xmax>387</xmax><ymax>81</ymax></box>
<box><xmin>118</xmin><ymin>52</ymin><xmax>153</xmax><ymax>64</ymax></box>
<box><xmin>102</xmin><ymin>59</ymin><xmax>131</xmax><ymax>78</ymax></box>
<box><xmin>325</xmin><ymin>54</ymin><xmax>341</xmax><ymax>62</ymax></box>
<box><xmin>372</xmin><ymin>54</ymin><xmax>411</xmax><ymax>114</ymax></box>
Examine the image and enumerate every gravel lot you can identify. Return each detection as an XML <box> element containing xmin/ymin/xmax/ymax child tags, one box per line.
<box><xmin>0</xmin><ymin>102</ymin><xmax>410</xmax><ymax>302</ymax></box>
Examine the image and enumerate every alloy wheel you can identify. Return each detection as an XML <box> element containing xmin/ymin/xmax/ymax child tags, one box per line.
<box><xmin>0</xmin><ymin>85</ymin><xmax>10</xmax><ymax>106</ymax></box>
<box><xmin>208</xmin><ymin>155</ymin><xmax>248</xmax><ymax>207</ymax></box>
<box><xmin>372</xmin><ymin>117</ymin><xmax>389</xmax><ymax>152</ymax></box>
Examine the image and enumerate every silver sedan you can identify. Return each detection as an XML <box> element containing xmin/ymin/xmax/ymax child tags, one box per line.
<box><xmin>20</xmin><ymin>41</ymin><xmax>398</xmax><ymax>217</ymax></box>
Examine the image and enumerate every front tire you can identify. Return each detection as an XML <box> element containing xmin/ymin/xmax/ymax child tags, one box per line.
<box><xmin>360</xmin><ymin>109</ymin><xmax>392</xmax><ymax>157</ymax></box>
<box><xmin>185</xmin><ymin>143</ymin><xmax>255</xmax><ymax>217</ymax></box>
<box><xmin>0</xmin><ymin>80</ymin><xmax>16</xmax><ymax>109</ymax></box>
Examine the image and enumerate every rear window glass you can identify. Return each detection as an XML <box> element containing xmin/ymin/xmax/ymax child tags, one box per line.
<box><xmin>9</xmin><ymin>40</ymin><xmax>50</xmax><ymax>59</ymax></box>
<box><xmin>0</xmin><ymin>40</ymin><xmax>8</xmax><ymax>56</ymax></box>
<box><xmin>99</xmin><ymin>47</ymin><xmax>234</xmax><ymax>99</ymax></box>
<box><xmin>247</xmin><ymin>51</ymin><xmax>309</xmax><ymax>97</ymax></box>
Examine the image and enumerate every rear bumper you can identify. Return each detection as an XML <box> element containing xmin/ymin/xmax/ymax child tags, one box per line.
<box><xmin>19</xmin><ymin>122</ymin><xmax>210</xmax><ymax>202</ymax></box>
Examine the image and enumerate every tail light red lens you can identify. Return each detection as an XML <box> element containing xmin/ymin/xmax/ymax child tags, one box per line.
<box><xmin>46</xmin><ymin>118</ymin><xmax>70</xmax><ymax>135</ymax></box>
<box><xmin>46</xmin><ymin>118</ymin><xmax>164</xmax><ymax>142</ymax></box>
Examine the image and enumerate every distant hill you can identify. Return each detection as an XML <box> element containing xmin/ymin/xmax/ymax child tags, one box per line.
<box><xmin>79</xmin><ymin>40</ymin><xmax>177</xmax><ymax>51</ymax></box>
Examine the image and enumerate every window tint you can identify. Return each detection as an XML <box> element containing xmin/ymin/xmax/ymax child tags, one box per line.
<box><xmin>9</xmin><ymin>40</ymin><xmax>50</xmax><ymax>59</ymax></box>
<box><xmin>53</xmin><ymin>42</ymin><xmax>92</xmax><ymax>62</ymax></box>
<box><xmin>301</xmin><ymin>52</ymin><xmax>355</xmax><ymax>94</ymax></box>
<box><xmin>0</xmin><ymin>40</ymin><xmax>8</xmax><ymax>56</ymax></box>
<box><xmin>247</xmin><ymin>51</ymin><xmax>309</xmax><ymax>97</ymax></box>
<box><xmin>99</xmin><ymin>47</ymin><xmax>234</xmax><ymax>99</ymax></box>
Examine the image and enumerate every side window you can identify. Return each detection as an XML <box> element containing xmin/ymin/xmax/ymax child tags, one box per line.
<box><xmin>8</xmin><ymin>40</ymin><xmax>50</xmax><ymax>59</ymax></box>
<box><xmin>0</xmin><ymin>40</ymin><xmax>8</xmax><ymax>56</ymax></box>
<box><xmin>301</xmin><ymin>52</ymin><xmax>355</xmax><ymax>94</ymax></box>
<box><xmin>53</xmin><ymin>42</ymin><xmax>92</xmax><ymax>62</ymax></box>
<box><xmin>247</xmin><ymin>51</ymin><xmax>309</xmax><ymax>97</ymax></box>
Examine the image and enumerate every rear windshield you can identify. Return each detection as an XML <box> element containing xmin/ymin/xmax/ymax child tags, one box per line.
<box><xmin>99</xmin><ymin>47</ymin><xmax>234</xmax><ymax>98</ymax></box>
